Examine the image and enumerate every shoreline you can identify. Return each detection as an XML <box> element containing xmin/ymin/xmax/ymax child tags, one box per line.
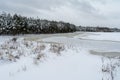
<box><xmin>90</xmin><ymin>50</ymin><xmax>120</xmax><ymax>57</ymax></box>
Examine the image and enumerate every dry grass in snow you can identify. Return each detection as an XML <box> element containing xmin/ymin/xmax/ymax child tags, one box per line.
<box><xmin>0</xmin><ymin>37</ymin><xmax>65</xmax><ymax>63</ymax></box>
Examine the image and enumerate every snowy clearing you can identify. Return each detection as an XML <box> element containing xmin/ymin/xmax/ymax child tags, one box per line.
<box><xmin>0</xmin><ymin>32</ymin><xmax>120</xmax><ymax>80</ymax></box>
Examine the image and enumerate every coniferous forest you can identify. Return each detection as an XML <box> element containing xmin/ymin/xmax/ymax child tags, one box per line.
<box><xmin>0</xmin><ymin>13</ymin><xmax>120</xmax><ymax>35</ymax></box>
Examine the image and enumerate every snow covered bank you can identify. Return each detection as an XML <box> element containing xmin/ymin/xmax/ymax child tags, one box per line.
<box><xmin>0</xmin><ymin>37</ymin><xmax>65</xmax><ymax>62</ymax></box>
<box><xmin>0</xmin><ymin>37</ymin><xmax>103</xmax><ymax>80</ymax></box>
<box><xmin>0</xmin><ymin>32</ymin><xmax>120</xmax><ymax>80</ymax></box>
<box><xmin>0</xmin><ymin>36</ymin><xmax>13</xmax><ymax>45</ymax></box>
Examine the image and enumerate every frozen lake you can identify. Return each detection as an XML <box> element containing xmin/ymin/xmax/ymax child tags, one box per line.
<box><xmin>23</xmin><ymin>32</ymin><xmax>120</xmax><ymax>53</ymax></box>
<box><xmin>0</xmin><ymin>32</ymin><xmax>120</xmax><ymax>80</ymax></box>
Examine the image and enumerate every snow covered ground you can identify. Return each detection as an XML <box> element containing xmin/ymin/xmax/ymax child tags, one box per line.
<box><xmin>0</xmin><ymin>32</ymin><xmax>120</xmax><ymax>80</ymax></box>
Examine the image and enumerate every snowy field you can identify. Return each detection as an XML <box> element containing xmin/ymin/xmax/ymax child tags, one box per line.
<box><xmin>0</xmin><ymin>32</ymin><xmax>120</xmax><ymax>80</ymax></box>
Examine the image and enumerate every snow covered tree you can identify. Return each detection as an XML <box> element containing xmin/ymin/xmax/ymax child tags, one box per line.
<box><xmin>0</xmin><ymin>12</ymin><xmax>120</xmax><ymax>35</ymax></box>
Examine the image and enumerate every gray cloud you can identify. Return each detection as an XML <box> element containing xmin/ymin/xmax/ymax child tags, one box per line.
<box><xmin>68</xmin><ymin>0</ymin><xmax>97</xmax><ymax>14</ymax></box>
<box><xmin>0</xmin><ymin>0</ymin><xmax>120</xmax><ymax>28</ymax></box>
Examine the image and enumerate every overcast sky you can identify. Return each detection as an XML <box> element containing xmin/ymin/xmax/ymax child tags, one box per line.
<box><xmin>0</xmin><ymin>0</ymin><xmax>120</xmax><ymax>28</ymax></box>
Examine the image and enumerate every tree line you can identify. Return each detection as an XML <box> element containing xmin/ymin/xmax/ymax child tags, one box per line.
<box><xmin>0</xmin><ymin>13</ymin><xmax>76</xmax><ymax>35</ymax></box>
<box><xmin>0</xmin><ymin>13</ymin><xmax>120</xmax><ymax>35</ymax></box>
<box><xmin>76</xmin><ymin>26</ymin><xmax>120</xmax><ymax>32</ymax></box>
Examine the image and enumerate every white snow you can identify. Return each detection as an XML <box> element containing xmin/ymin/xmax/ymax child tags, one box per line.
<box><xmin>0</xmin><ymin>47</ymin><xmax>102</xmax><ymax>80</ymax></box>
<box><xmin>0</xmin><ymin>36</ymin><xmax>12</xmax><ymax>45</ymax></box>
<box><xmin>0</xmin><ymin>32</ymin><xmax>120</xmax><ymax>80</ymax></box>
<box><xmin>74</xmin><ymin>32</ymin><xmax>120</xmax><ymax>42</ymax></box>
